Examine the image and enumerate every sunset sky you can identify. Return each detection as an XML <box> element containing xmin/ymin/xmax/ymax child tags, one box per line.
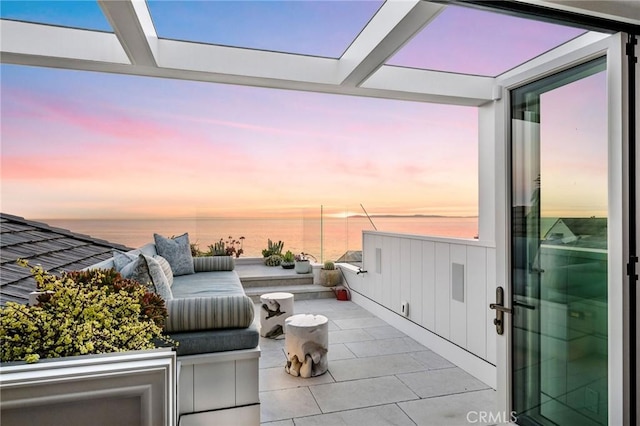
<box><xmin>0</xmin><ymin>1</ymin><xmax>601</xmax><ymax>220</ymax></box>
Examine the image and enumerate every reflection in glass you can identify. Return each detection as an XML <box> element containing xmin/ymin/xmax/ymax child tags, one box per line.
<box><xmin>511</xmin><ymin>57</ymin><xmax>608</xmax><ymax>426</ymax></box>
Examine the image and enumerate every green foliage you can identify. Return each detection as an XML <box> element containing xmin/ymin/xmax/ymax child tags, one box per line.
<box><xmin>0</xmin><ymin>261</ymin><xmax>173</xmax><ymax>364</ymax></box>
<box><xmin>265</xmin><ymin>254</ymin><xmax>283</xmax><ymax>267</ymax></box>
<box><xmin>262</xmin><ymin>239</ymin><xmax>284</xmax><ymax>258</ymax></box>
<box><xmin>211</xmin><ymin>240</ymin><xmax>226</xmax><ymax>256</ymax></box>
<box><xmin>323</xmin><ymin>261</ymin><xmax>335</xmax><ymax>270</ymax></box>
<box><xmin>192</xmin><ymin>236</ymin><xmax>245</xmax><ymax>258</ymax></box>
<box><xmin>282</xmin><ymin>250</ymin><xmax>295</xmax><ymax>263</ymax></box>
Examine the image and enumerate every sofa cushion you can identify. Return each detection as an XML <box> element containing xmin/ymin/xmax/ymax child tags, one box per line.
<box><xmin>168</xmin><ymin>323</ymin><xmax>259</xmax><ymax>356</ymax></box>
<box><xmin>153</xmin><ymin>255</ymin><xmax>174</xmax><ymax>288</ymax></box>
<box><xmin>121</xmin><ymin>254</ymin><xmax>173</xmax><ymax>302</ymax></box>
<box><xmin>171</xmin><ymin>271</ymin><xmax>244</xmax><ymax>298</ymax></box>
<box><xmin>164</xmin><ymin>295</ymin><xmax>254</xmax><ymax>332</ymax></box>
<box><xmin>112</xmin><ymin>249</ymin><xmax>140</xmax><ymax>272</ymax></box>
<box><xmin>153</xmin><ymin>233</ymin><xmax>194</xmax><ymax>276</ymax></box>
<box><xmin>193</xmin><ymin>256</ymin><xmax>235</xmax><ymax>272</ymax></box>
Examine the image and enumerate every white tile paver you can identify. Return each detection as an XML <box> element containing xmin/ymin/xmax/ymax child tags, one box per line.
<box><xmin>332</xmin><ymin>316</ymin><xmax>389</xmax><ymax>330</ymax></box>
<box><xmin>260</xmin><ymin>420</ymin><xmax>294</xmax><ymax>426</ymax></box>
<box><xmin>409</xmin><ymin>349</ymin><xmax>456</xmax><ymax>370</ymax></box>
<box><xmin>294</xmin><ymin>404</ymin><xmax>416</xmax><ymax>426</ymax></box>
<box><xmin>398</xmin><ymin>389</ymin><xmax>498</xmax><ymax>426</ymax></box>
<box><xmin>259</xmin><ymin>348</ymin><xmax>288</xmax><ymax>369</ymax></box>
<box><xmin>327</xmin><ymin>343</ymin><xmax>356</xmax><ymax>361</ymax></box>
<box><xmin>397</xmin><ymin>367</ymin><xmax>490</xmax><ymax>398</ymax></box>
<box><xmin>260</xmin><ymin>387</ymin><xmax>321</xmax><ymax>423</ymax></box>
<box><xmin>329</xmin><ymin>328</ymin><xmax>375</xmax><ymax>344</ymax></box>
<box><xmin>260</xmin><ymin>366</ymin><xmax>334</xmax><ymax>392</ymax></box>
<box><xmin>309</xmin><ymin>376</ymin><xmax>419</xmax><ymax>413</ymax></box>
<box><xmin>363</xmin><ymin>325</ymin><xmax>406</xmax><ymax>339</ymax></box>
<box><xmin>345</xmin><ymin>336</ymin><xmax>425</xmax><ymax>357</ymax></box>
<box><xmin>329</xmin><ymin>353</ymin><xmax>426</xmax><ymax>382</ymax></box>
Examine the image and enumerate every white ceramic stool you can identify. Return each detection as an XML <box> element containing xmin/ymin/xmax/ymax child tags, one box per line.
<box><xmin>284</xmin><ymin>314</ymin><xmax>329</xmax><ymax>378</ymax></box>
<box><xmin>260</xmin><ymin>292</ymin><xmax>294</xmax><ymax>338</ymax></box>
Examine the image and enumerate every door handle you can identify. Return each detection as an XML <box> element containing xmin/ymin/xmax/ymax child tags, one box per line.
<box><xmin>489</xmin><ymin>286</ymin><xmax>511</xmax><ymax>335</ymax></box>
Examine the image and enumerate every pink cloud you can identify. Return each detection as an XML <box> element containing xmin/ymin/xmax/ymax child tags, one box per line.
<box><xmin>3</xmin><ymin>87</ymin><xmax>184</xmax><ymax>146</ymax></box>
<box><xmin>1</xmin><ymin>65</ymin><xmax>481</xmax><ymax>219</ymax></box>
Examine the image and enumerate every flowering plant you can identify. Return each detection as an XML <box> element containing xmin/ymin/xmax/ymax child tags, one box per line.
<box><xmin>214</xmin><ymin>236</ymin><xmax>245</xmax><ymax>258</ymax></box>
<box><xmin>0</xmin><ymin>261</ymin><xmax>173</xmax><ymax>364</ymax></box>
<box><xmin>191</xmin><ymin>236</ymin><xmax>245</xmax><ymax>258</ymax></box>
<box><xmin>295</xmin><ymin>252</ymin><xmax>316</xmax><ymax>262</ymax></box>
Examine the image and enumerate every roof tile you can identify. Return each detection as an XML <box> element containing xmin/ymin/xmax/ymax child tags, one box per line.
<box><xmin>0</xmin><ymin>213</ymin><xmax>133</xmax><ymax>305</ymax></box>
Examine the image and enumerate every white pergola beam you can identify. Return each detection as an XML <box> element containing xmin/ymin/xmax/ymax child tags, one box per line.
<box><xmin>498</xmin><ymin>31</ymin><xmax>612</xmax><ymax>82</ymax></box>
<box><xmin>0</xmin><ymin>20</ymin><xmax>129</xmax><ymax>64</ymax></box>
<box><xmin>339</xmin><ymin>0</ymin><xmax>445</xmax><ymax>87</ymax></box>
<box><xmin>156</xmin><ymin>39</ymin><xmax>340</xmax><ymax>85</ymax></box>
<box><xmin>0</xmin><ymin>19</ymin><xmax>492</xmax><ymax>106</ymax></box>
<box><xmin>363</xmin><ymin>66</ymin><xmax>494</xmax><ymax>104</ymax></box>
<box><xmin>0</xmin><ymin>0</ymin><xmax>493</xmax><ymax>106</ymax></box>
<box><xmin>98</xmin><ymin>0</ymin><xmax>157</xmax><ymax>66</ymax></box>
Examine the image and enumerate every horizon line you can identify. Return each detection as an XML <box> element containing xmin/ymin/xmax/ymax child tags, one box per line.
<box><xmin>36</xmin><ymin>214</ymin><xmax>480</xmax><ymax>221</ymax></box>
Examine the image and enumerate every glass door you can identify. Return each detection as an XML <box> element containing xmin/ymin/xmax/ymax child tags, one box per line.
<box><xmin>510</xmin><ymin>57</ymin><xmax>609</xmax><ymax>426</ymax></box>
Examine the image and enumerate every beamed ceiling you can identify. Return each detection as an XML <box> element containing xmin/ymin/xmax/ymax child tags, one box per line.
<box><xmin>1</xmin><ymin>0</ymin><xmax>639</xmax><ymax>107</ymax></box>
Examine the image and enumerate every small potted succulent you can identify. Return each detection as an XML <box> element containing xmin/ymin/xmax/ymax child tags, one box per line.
<box><xmin>262</xmin><ymin>239</ymin><xmax>284</xmax><ymax>266</ymax></box>
<box><xmin>294</xmin><ymin>252</ymin><xmax>316</xmax><ymax>274</ymax></box>
<box><xmin>281</xmin><ymin>250</ymin><xmax>295</xmax><ymax>269</ymax></box>
<box><xmin>319</xmin><ymin>260</ymin><xmax>341</xmax><ymax>287</ymax></box>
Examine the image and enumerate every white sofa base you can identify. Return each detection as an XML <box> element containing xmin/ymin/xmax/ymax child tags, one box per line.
<box><xmin>178</xmin><ymin>404</ymin><xmax>260</xmax><ymax>426</ymax></box>
<box><xmin>177</xmin><ymin>348</ymin><xmax>260</xmax><ymax>425</ymax></box>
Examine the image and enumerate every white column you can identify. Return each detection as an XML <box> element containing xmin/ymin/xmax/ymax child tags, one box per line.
<box><xmin>478</xmin><ymin>101</ymin><xmax>497</xmax><ymax>243</ymax></box>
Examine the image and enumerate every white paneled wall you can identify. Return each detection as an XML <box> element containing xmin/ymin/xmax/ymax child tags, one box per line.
<box><xmin>345</xmin><ymin>231</ymin><xmax>497</xmax><ymax>384</ymax></box>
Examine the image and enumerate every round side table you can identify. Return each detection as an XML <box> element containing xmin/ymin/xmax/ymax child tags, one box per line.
<box><xmin>284</xmin><ymin>313</ymin><xmax>328</xmax><ymax>378</ymax></box>
<box><xmin>259</xmin><ymin>292</ymin><xmax>294</xmax><ymax>338</ymax></box>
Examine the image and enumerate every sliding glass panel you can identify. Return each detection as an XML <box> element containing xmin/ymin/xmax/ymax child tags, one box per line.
<box><xmin>511</xmin><ymin>57</ymin><xmax>608</xmax><ymax>426</ymax></box>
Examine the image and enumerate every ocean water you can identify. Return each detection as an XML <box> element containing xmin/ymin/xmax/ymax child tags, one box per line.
<box><xmin>45</xmin><ymin>216</ymin><xmax>478</xmax><ymax>262</ymax></box>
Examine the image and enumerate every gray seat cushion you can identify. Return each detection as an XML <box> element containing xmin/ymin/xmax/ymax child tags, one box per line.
<box><xmin>169</xmin><ymin>323</ymin><xmax>259</xmax><ymax>356</ymax></box>
<box><xmin>171</xmin><ymin>271</ymin><xmax>245</xmax><ymax>298</ymax></box>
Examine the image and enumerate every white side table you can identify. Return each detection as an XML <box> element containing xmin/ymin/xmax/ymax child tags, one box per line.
<box><xmin>260</xmin><ymin>292</ymin><xmax>294</xmax><ymax>338</ymax></box>
<box><xmin>284</xmin><ymin>314</ymin><xmax>329</xmax><ymax>378</ymax></box>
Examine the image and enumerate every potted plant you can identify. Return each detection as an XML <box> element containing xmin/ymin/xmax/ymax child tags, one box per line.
<box><xmin>294</xmin><ymin>252</ymin><xmax>316</xmax><ymax>274</ymax></box>
<box><xmin>319</xmin><ymin>260</ymin><xmax>341</xmax><ymax>287</ymax></box>
<box><xmin>281</xmin><ymin>250</ymin><xmax>295</xmax><ymax>269</ymax></box>
<box><xmin>208</xmin><ymin>236</ymin><xmax>245</xmax><ymax>258</ymax></box>
<box><xmin>262</xmin><ymin>239</ymin><xmax>284</xmax><ymax>266</ymax></box>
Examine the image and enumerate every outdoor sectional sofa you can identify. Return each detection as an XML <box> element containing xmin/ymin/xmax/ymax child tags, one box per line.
<box><xmin>88</xmin><ymin>234</ymin><xmax>260</xmax><ymax>426</ymax></box>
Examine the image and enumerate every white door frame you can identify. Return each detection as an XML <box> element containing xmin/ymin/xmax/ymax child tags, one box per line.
<box><xmin>492</xmin><ymin>32</ymin><xmax>627</xmax><ymax>425</ymax></box>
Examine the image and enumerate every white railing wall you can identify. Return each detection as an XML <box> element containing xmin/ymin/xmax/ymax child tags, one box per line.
<box><xmin>342</xmin><ymin>231</ymin><xmax>497</xmax><ymax>387</ymax></box>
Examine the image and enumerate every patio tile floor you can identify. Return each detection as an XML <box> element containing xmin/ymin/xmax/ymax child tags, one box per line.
<box><xmin>256</xmin><ymin>298</ymin><xmax>497</xmax><ymax>425</ymax></box>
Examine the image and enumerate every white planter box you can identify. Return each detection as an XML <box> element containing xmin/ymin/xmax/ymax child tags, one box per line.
<box><xmin>0</xmin><ymin>348</ymin><xmax>176</xmax><ymax>426</ymax></box>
